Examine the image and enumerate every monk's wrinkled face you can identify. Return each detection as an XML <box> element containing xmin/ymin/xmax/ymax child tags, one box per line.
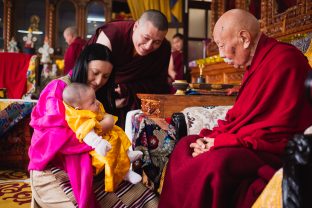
<box><xmin>132</xmin><ymin>20</ymin><xmax>167</xmax><ymax>56</ymax></box>
<box><xmin>87</xmin><ymin>60</ymin><xmax>112</xmax><ymax>91</ymax></box>
<box><xmin>213</xmin><ymin>26</ymin><xmax>251</xmax><ymax>68</ymax></box>
<box><xmin>63</xmin><ymin>31</ymin><xmax>74</xmax><ymax>45</ymax></box>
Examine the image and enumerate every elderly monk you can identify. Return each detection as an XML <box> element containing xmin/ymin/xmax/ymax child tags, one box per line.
<box><xmin>88</xmin><ymin>10</ymin><xmax>171</xmax><ymax>128</ymax></box>
<box><xmin>159</xmin><ymin>9</ymin><xmax>312</xmax><ymax>208</ymax></box>
<box><xmin>63</xmin><ymin>26</ymin><xmax>87</xmax><ymax>74</ymax></box>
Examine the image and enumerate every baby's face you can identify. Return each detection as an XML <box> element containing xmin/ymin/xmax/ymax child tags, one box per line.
<box><xmin>80</xmin><ymin>88</ymin><xmax>100</xmax><ymax>113</ymax></box>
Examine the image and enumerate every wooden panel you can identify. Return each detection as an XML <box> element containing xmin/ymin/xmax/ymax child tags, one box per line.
<box><xmin>260</xmin><ymin>0</ymin><xmax>312</xmax><ymax>38</ymax></box>
<box><xmin>137</xmin><ymin>93</ymin><xmax>236</xmax><ymax>118</ymax></box>
<box><xmin>210</xmin><ymin>0</ymin><xmax>312</xmax><ymax>39</ymax></box>
<box><xmin>190</xmin><ymin>62</ymin><xmax>244</xmax><ymax>85</ymax></box>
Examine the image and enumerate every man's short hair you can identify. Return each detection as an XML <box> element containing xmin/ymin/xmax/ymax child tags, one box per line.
<box><xmin>139</xmin><ymin>10</ymin><xmax>169</xmax><ymax>31</ymax></box>
<box><xmin>173</xmin><ymin>33</ymin><xmax>183</xmax><ymax>40</ymax></box>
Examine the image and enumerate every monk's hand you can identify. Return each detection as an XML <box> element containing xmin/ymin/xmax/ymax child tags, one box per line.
<box><xmin>115</xmin><ymin>98</ymin><xmax>126</xmax><ymax>108</ymax></box>
<box><xmin>226</xmin><ymin>86</ymin><xmax>240</xmax><ymax>95</ymax></box>
<box><xmin>115</xmin><ymin>84</ymin><xmax>122</xmax><ymax>95</ymax></box>
<box><xmin>190</xmin><ymin>137</ymin><xmax>215</xmax><ymax>157</ymax></box>
<box><xmin>114</xmin><ymin>84</ymin><xmax>127</xmax><ymax>108</ymax></box>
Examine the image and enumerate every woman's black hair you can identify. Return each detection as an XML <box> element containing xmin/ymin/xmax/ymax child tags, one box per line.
<box><xmin>71</xmin><ymin>43</ymin><xmax>116</xmax><ymax>114</ymax></box>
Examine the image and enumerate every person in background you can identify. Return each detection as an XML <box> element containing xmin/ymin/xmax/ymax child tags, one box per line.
<box><xmin>168</xmin><ymin>33</ymin><xmax>184</xmax><ymax>93</ymax></box>
<box><xmin>28</xmin><ymin>44</ymin><xmax>158</xmax><ymax>208</ymax></box>
<box><xmin>168</xmin><ymin>33</ymin><xmax>184</xmax><ymax>82</ymax></box>
<box><xmin>88</xmin><ymin>9</ymin><xmax>171</xmax><ymax>129</ymax></box>
<box><xmin>63</xmin><ymin>26</ymin><xmax>86</xmax><ymax>74</ymax></box>
<box><xmin>159</xmin><ymin>9</ymin><xmax>312</xmax><ymax>208</ymax></box>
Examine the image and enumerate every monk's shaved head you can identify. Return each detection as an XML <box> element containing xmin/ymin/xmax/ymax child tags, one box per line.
<box><xmin>139</xmin><ymin>10</ymin><xmax>168</xmax><ymax>31</ymax></box>
<box><xmin>212</xmin><ymin>9</ymin><xmax>261</xmax><ymax>68</ymax></box>
<box><xmin>213</xmin><ymin>9</ymin><xmax>260</xmax><ymax>41</ymax></box>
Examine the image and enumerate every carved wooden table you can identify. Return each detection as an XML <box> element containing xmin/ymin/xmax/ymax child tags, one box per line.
<box><xmin>137</xmin><ymin>93</ymin><xmax>236</xmax><ymax>118</ymax></box>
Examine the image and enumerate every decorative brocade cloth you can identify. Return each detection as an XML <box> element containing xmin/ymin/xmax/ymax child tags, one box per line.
<box><xmin>131</xmin><ymin>113</ymin><xmax>176</xmax><ymax>191</ymax></box>
<box><xmin>64</xmin><ymin>102</ymin><xmax>131</xmax><ymax>192</ymax></box>
<box><xmin>0</xmin><ymin>101</ymin><xmax>36</xmax><ymax>136</ymax></box>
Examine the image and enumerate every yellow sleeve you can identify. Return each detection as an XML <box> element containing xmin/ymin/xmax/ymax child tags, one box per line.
<box><xmin>64</xmin><ymin>101</ymin><xmax>98</xmax><ymax>142</ymax></box>
<box><xmin>76</xmin><ymin>119</ymin><xmax>97</xmax><ymax>141</ymax></box>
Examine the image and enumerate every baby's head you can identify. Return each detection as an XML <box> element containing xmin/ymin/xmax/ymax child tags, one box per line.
<box><xmin>63</xmin><ymin>83</ymin><xmax>99</xmax><ymax>112</ymax></box>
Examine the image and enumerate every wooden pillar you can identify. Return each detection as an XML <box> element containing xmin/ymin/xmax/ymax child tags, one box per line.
<box><xmin>182</xmin><ymin>0</ymin><xmax>188</xmax><ymax>80</ymax></box>
<box><xmin>46</xmin><ymin>2</ymin><xmax>55</xmax><ymax>47</ymax></box>
<box><xmin>260</xmin><ymin>0</ymin><xmax>268</xmax><ymax>33</ymax></box>
<box><xmin>235</xmin><ymin>0</ymin><xmax>247</xmax><ymax>10</ymax></box>
<box><xmin>77</xmin><ymin>1</ymin><xmax>87</xmax><ymax>38</ymax></box>
<box><xmin>104</xmin><ymin>0</ymin><xmax>112</xmax><ymax>23</ymax></box>
<box><xmin>3</xmin><ymin>0</ymin><xmax>13</xmax><ymax>51</ymax></box>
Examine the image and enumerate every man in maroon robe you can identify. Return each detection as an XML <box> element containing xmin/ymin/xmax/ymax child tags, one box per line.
<box><xmin>63</xmin><ymin>26</ymin><xmax>87</xmax><ymax>74</ymax></box>
<box><xmin>168</xmin><ymin>33</ymin><xmax>184</xmax><ymax>81</ymax></box>
<box><xmin>159</xmin><ymin>9</ymin><xmax>312</xmax><ymax>208</ymax></box>
<box><xmin>88</xmin><ymin>10</ymin><xmax>171</xmax><ymax>128</ymax></box>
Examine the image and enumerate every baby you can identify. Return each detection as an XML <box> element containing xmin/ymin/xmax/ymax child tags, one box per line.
<box><xmin>62</xmin><ymin>83</ymin><xmax>142</xmax><ymax>192</ymax></box>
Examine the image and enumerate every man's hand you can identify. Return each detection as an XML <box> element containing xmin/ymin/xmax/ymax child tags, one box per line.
<box><xmin>115</xmin><ymin>84</ymin><xmax>127</xmax><ymax>108</ymax></box>
<box><xmin>115</xmin><ymin>98</ymin><xmax>127</xmax><ymax>108</ymax></box>
<box><xmin>115</xmin><ymin>84</ymin><xmax>122</xmax><ymax>95</ymax></box>
<box><xmin>190</xmin><ymin>137</ymin><xmax>215</xmax><ymax>157</ymax></box>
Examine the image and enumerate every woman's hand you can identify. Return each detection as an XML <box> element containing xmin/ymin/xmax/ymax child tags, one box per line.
<box><xmin>190</xmin><ymin>137</ymin><xmax>215</xmax><ymax>157</ymax></box>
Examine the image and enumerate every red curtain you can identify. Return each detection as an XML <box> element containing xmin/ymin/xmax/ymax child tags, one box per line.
<box><xmin>0</xmin><ymin>53</ymin><xmax>32</xmax><ymax>98</ymax></box>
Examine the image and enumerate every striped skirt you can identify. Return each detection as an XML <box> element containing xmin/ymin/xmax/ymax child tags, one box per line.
<box><xmin>51</xmin><ymin>167</ymin><xmax>159</xmax><ymax>208</ymax></box>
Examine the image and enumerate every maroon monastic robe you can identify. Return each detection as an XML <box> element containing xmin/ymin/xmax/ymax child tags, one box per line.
<box><xmin>159</xmin><ymin>34</ymin><xmax>312</xmax><ymax>208</ymax></box>
<box><xmin>64</xmin><ymin>37</ymin><xmax>87</xmax><ymax>74</ymax></box>
<box><xmin>172</xmin><ymin>50</ymin><xmax>184</xmax><ymax>80</ymax></box>
<box><xmin>88</xmin><ymin>21</ymin><xmax>171</xmax><ymax>127</ymax></box>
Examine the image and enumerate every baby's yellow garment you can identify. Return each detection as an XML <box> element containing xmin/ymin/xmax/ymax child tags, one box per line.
<box><xmin>64</xmin><ymin>102</ymin><xmax>131</xmax><ymax>192</ymax></box>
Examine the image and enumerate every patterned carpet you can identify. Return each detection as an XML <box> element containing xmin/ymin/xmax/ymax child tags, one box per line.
<box><xmin>0</xmin><ymin>170</ymin><xmax>31</xmax><ymax>208</ymax></box>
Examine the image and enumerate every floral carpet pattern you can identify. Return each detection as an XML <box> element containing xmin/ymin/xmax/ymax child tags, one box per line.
<box><xmin>0</xmin><ymin>170</ymin><xmax>31</xmax><ymax>208</ymax></box>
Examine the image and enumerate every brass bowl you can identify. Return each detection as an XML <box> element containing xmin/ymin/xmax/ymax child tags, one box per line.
<box><xmin>172</xmin><ymin>81</ymin><xmax>189</xmax><ymax>95</ymax></box>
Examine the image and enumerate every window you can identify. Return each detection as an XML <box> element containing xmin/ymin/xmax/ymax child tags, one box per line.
<box><xmin>56</xmin><ymin>0</ymin><xmax>75</xmax><ymax>55</ymax></box>
<box><xmin>86</xmin><ymin>1</ymin><xmax>105</xmax><ymax>39</ymax></box>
